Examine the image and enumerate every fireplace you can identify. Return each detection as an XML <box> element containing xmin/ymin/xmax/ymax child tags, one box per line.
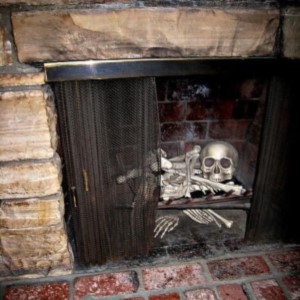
<box><xmin>45</xmin><ymin>58</ymin><xmax>298</xmax><ymax>266</ymax></box>
<box><xmin>0</xmin><ymin>2</ymin><xmax>300</xmax><ymax>279</ymax></box>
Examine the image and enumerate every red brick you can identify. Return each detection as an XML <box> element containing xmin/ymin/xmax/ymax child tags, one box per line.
<box><xmin>207</xmin><ymin>256</ymin><xmax>269</xmax><ymax>280</ymax></box>
<box><xmin>161</xmin><ymin>142</ymin><xmax>182</xmax><ymax>157</ymax></box>
<box><xmin>186</xmin><ymin>102</ymin><xmax>206</xmax><ymax>120</ymax></box>
<box><xmin>149</xmin><ymin>292</ymin><xmax>180</xmax><ymax>300</ymax></box>
<box><xmin>232</xmin><ymin>99</ymin><xmax>259</xmax><ymax>119</ymax></box>
<box><xmin>239</xmin><ymin>78</ymin><xmax>265</xmax><ymax>100</ymax></box>
<box><xmin>156</xmin><ymin>78</ymin><xmax>167</xmax><ymax>101</ymax></box>
<box><xmin>142</xmin><ymin>263</ymin><xmax>205</xmax><ymax>290</ymax></box>
<box><xmin>159</xmin><ymin>102</ymin><xmax>185</xmax><ymax>122</ymax></box>
<box><xmin>187</xmin><ymin>99</ymin><xmax>235</xmax><ymax>121</ymax></box>
<box><xmin>183</xmin><ymin>141</ymin><xmax>204</xmax><ymax>153</ymax></box>
<box><xmin>217</xmin><ymin>284</ymin><xmax>247</xmax><ymax>300</ymax></box>
<box><xmin>74</xmin><ymin>271</ymin><xmax>138</xmax><ymax>300</ymax></box>
<box><xmin>3</xmin><ymin>282</ymin><xmax>69</xmax><ymax>300</ymax></box>
<box><xmin>167</xmin><ymin>78</ymin><xmax>211</xmax><ymax>101</ymax></box>
<box><xmin>209</xmin><ymin>120</ymin><xmax>250</xmax><ymax>140</ymax></box>
<box><xmin>267</xmin><ymin>249</ymin><xmax>300</xmax><ymax>273</ymax></box>
<box><xmin>283</xmin><ymin>275</ymin><xmax>300</xmax><ymax>300</ymax></box>
<box><xmin>185</xmin><ymin>288</ymin><xmax>216</xmax><ymax>300</ymax></box>
<box><xmin>251</xmin><ymin>279</ymin><xmax>286</xmax><ymax>300</ymax></box>
<box><xmin>161</xmin><ymin>122</ymin><xmax>206</xmax><ymax>142</ymax></box>
<box><xmin>248</xmin><ymin>123</ymin><xmax>262</xmax><ymax>145</ymax></box>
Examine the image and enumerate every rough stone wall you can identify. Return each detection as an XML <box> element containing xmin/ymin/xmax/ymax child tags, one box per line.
<box><xmin>0</xmin><ymin>85</ymin><xmax>73</xmax><ymax>279</ymax></box>
<box><xmin>0</xmin><ymin>9</ymin><xmax>73</xmax><ymax>280</ymax></box>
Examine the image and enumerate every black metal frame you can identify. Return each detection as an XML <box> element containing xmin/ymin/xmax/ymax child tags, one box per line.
<box><xmin>45</xmin><ymin>58</ymin><xmax>299</xmax><ymax>81</ymax></box>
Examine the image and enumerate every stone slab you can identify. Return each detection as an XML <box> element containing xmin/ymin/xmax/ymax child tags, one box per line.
<box><xmin>0</xmin><ymin>157</ymin><xmax>61</xmax><ymax>199</ymax></box>
<box><xmin>0</xmin><ymin>89</ymin><xmax>56</xmax><ymax>161</ymax></box>
<box><xmin>283</xmin><ymin>8</ymin><xmax>300</xmax><ymax>58</ymax></box>
<box><xmin>0</xmin><ymin>194</ymin><xmax>64</xmax><ymax>229</ymax></box>
<box><xmin>0</xmin><ymin>222</ymin><xmax>72</xmax><ymax>275</ymax></box>
<box><xmin>12</xmin><ymin>8</ymin><xmax>279</xmax><ymax>63</ymax></box>
<box><xmin>0</xmin><ymin>27</ymin><xmax>12</xmax><ymax>66</ymax></box>
<box><xmin>0</xmin><ymin>73</ymin><xmax>45</xmax><ymax>88</ymax></box>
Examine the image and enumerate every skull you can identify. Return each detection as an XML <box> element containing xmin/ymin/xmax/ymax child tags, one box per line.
<box><xmin>200</xmin><ymin>141</ymin><xmax>238</xmax><ymax>183</ymax></box>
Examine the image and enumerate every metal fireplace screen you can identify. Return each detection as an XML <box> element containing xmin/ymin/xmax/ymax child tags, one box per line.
<box><xmin>53</xmin><ymin>78</ymin><xmax>160</xmax><ymax>264</ymax></box>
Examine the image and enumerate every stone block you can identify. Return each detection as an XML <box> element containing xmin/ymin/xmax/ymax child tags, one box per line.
<box><xmin>12</xmin><ymin>8</ymin><xmax>279</xmax><ymax>63</ymax></box>
<box><xmin>0</xmin><ymin>89</ymin><xmax>56</xmax><ymax>161</ymax></box>
<box><xmin>0</xmin><ymin>222</ymin><xmax>72</xmax><ymax>276</ymax></box>
<box><xmin>74</xmin><ymin>271</ymin><xmax>138</xmax><ymax>299</ymax></box>
<box><xmin>0</xmin><ymin>194</ymin><xmax>64</xmax><ymax>229</ymax></box>
<box><xmin>0</xmin><ymin>157</ymin><xmax>61</xmax><ymax>199</ymax></box>
<box><xmin>283</xmin><ymin>8</ymin><xmax>300</xmax><ymax>59</ymax></box>
<box><xmin>0</xmin><ymin>27</ymin><xmax>12</xmax><ymax>66</ymax></box>
<box><xmin>0</xmin><ymin>73</ymin><xmax>45</xmax><ymax>88</ymax></box>
<box><xmin>142</xmin><ymin>263</ymin><xmax>205</xmax><ymax>290</ymax></box>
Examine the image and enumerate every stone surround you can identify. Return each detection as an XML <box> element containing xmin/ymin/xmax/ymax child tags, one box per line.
<box><xmin>0</xmin><ymin>0</ymin><xmax>300</xmax><ymax>280</ymax></box>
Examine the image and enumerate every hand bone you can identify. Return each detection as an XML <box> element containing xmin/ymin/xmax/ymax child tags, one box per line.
<box><xmin>154</xmin><ymin>215</ymin><xmax>179</xmax><ymax>238</ymax></box>
<box><xmin>184</xmin><ymin>209</ymin><xmax>233</xmax><ymax>228</ymax></box>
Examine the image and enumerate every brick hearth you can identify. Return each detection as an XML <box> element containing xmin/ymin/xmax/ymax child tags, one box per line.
<box><xmin>1</xmin><ymin>243</ymin><xmax>299</xmax><ymax>299</ymax></box>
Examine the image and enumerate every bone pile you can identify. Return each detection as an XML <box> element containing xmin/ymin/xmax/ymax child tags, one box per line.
<box><xmin>153</xmin><ymin>141</ymin><xmax>245</xmax><ymax>238</ymax></box>
<box><xmin>116</xmin><ymin>141</ymin><xmax>246</xmax><ymax>238</ymax></box>
<box><xmin>159</xmin><ymin>142</ymin><xmax>245</xmax><ymax>201</ymax></box>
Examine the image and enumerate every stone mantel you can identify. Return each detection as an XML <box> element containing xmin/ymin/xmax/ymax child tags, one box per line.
<box><xmin>12</xmin><ymin>7</ymin><xmax>280</xmax><ymax>63</ymax></box>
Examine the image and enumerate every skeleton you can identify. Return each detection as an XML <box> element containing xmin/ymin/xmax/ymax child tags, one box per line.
<box><xmin>160</xmin><ymin>143</ymin><xmax>244</xmax><ymax>201</ymax></box>
<box><xmin>154</xmin><ymin>141</ymin><xmax>241</xmax><ymax>238</ymax></box>
<box><xmin>116</xmin><ymin>142</ymin><xmax>243</xmax><ymax>238</ymax></box>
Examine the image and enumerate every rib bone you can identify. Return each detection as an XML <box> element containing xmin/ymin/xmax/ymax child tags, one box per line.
<box><xmin>166</xmin><ymin>169</ymin><xmax>244</xmax><ymax>195</ymax></box>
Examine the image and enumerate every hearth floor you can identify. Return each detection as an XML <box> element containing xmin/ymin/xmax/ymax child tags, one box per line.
<box><xmin>1</xmin><ymin>241</ymin><xmax>300</xmax><ymax>300</ymax></box>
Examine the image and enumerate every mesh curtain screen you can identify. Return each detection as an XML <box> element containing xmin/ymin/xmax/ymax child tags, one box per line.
<box><xmin>53</xmin><ymin>77</ymin><xmax>160</xmax><ymax>265</ymax></box>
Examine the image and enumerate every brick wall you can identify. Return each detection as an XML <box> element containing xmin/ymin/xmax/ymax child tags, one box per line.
<box><xmin>157</xmin><ymin>76</ymin><xmax>265</xmax><ymax>187</ymax></box>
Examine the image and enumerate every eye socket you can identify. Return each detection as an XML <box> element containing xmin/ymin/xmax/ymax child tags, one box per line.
<box><xmin>204</xmin><ymin>158</ymin><xmax>215</xmax><ymax>167</ymax></box>
<box><xmin>220</xmin><ymin>158</ymin><xmax>231</xmax><ymax>168</ymax></box>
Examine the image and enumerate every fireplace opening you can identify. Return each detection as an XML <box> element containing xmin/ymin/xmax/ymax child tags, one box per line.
<box><xmin>152</xmin><ymin>73</ymin><xmax>266</xmax><ymax>252</ymax></box>
<box><xmin>47</xmin><ymin>58</ymin><xmax>296</xmax><ymax>266</ymax></box>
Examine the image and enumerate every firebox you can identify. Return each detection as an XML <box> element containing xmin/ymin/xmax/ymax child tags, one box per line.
<box><xmin>46</xmin><ymin>58</ymin><xmax>299</xmax><ymax>266</ymax></box>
